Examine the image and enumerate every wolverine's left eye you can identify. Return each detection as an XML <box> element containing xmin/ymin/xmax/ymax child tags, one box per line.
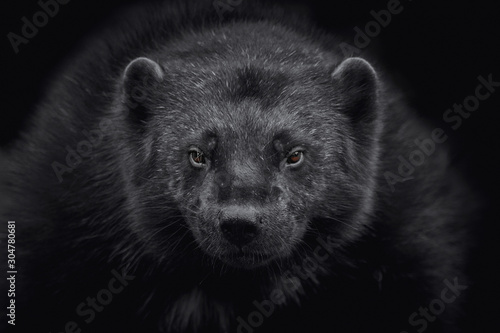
<box><xmin>286</xmin><ymin>150</ymin><xmax>304</xmax><ymax>166</ymax></box>
<box><xmin>189</xmin><ymin>148</ymin><xmax>206</xmax><ymax>167</ymax></box>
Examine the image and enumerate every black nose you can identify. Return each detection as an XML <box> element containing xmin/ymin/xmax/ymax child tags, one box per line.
<box><xmin>220</xmin><ymin>219</ymin><xmax>259</xmax><ymax>246</ymax></box>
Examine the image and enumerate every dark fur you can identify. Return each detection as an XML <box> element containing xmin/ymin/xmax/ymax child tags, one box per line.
<box><xmin>0</xmin><ymin>1</ymin><xmax>475</xmax><ymax>332</ymax></box>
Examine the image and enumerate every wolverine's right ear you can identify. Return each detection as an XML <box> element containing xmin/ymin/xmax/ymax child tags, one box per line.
<box><xmin>122</xmin><ymin>57</ymin><xmax>164</xmax><ymax>123</ymax></box>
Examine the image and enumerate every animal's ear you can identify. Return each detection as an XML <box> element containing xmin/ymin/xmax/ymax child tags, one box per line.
<box><xmin>122</xmin><ymin>57</ymin><xmax>164</xmax><ymax>123</ymax></box>
<box><xmin>331</xmin><ymin>57</ymin><xmax>379</xmax><ymax>125</ymax></box>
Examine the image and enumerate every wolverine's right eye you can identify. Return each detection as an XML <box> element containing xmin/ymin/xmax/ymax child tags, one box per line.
<box><xmin>189</xmin><ymin>148</ymin><xmax>206</xmax><ymax>167</ymax></box>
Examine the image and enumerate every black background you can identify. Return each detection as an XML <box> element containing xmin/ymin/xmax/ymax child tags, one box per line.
<box><xmin>1</xmin><ymin>0</ymin><xmax>499</xmax><ymax>331</ymax></box>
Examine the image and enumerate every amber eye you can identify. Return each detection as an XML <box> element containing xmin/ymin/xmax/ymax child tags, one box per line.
<box><xmin>286</xmin><ymin>150</ymin><xmax>303</xmax><ymax>165</ymax></box>
<box><xmin>189</xmin><ymin>148</ymin><xmax>206</xmax><ymax>167</ymax></box>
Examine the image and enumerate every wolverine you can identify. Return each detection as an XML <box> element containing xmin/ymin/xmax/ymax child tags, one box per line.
<box><xmin>0</xmin><ymin>1</ymin><xmax>475</xmax><ymax>332</ymax></box>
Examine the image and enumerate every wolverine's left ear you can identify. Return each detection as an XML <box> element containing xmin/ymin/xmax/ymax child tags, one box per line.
<box><xmin>122</xmin><ymin>57</ymin><xmax>164</xmax><ymax>124</ymax></box>
<box><xmin>331</xmin><ymin>57</ymin><xmax>379</xmax><ymax>125</ymax></box>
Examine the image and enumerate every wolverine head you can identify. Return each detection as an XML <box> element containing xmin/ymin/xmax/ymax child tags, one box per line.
<box><xmin>119</xmin><ymin>25</ymin><xmax>380</xmax><ymax>269</ymax></box>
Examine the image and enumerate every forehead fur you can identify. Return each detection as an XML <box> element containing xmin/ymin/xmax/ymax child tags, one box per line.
<box><xmin>144</xmin><ymin>21</ymin><xmax>349</xmax><ymax>150</ymax></box>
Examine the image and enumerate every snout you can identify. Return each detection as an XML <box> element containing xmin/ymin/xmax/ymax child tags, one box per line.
<box><xmin>220</xmin><ymin>218</ymin><xmax>260</xmax><ymax>246</ymax></box>
<box><xmin>219</xmin><ymin>206</ymin><xmax>261</xmax><ymax>247</ymax></box>
<box><xmin>190</xmin><ymin>202</ymin><xmax>301</xmax><ymax>269</ymax></box>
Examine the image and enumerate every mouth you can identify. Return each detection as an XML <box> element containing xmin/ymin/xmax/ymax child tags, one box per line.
<box><xmin>218</xmin><ymin>249</ymin><xmax>275</xmax><ymax>269</ymax></box>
